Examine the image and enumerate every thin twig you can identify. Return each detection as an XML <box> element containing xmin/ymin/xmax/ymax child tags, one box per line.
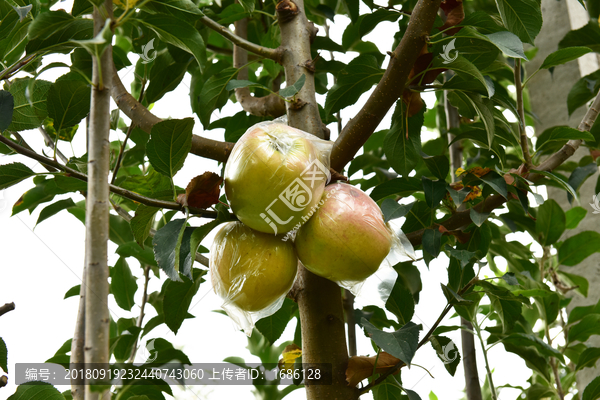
<box><xmin>474</xmin><ymin>319</ymin><xmax>497</xmax><ymax>400</ymax></box>
<box><xmin>0</xmin><ymin>303</ymin><xmax>15</xmax><ymax>317</ymax></box>
<box><xmin>38</xmin><ymin>127</ymin><xmax>70</xmax><ymax>164</ymax></box>
<box><xmin>127</xmin><ymin>264</ymin><xmax>150</xmax><ymax>363</ymax></box>
<box><xmin>546</xmin><ymin>323</ymin><xmax>565</xmax><ymax>399</ymax></box>
<box><xmin>515</xmin><ymin>59</ymin><xmax>532</xmax><ymax>167</ymax></box>
<box><xmin>0</xmin><ymin>134</ymin><xmax>220</xmax><ymax>218</ymax></box>
<box><xmin>111</xmin><ymin>80</ymin><xmax>147</xmax><ymax>184</ymax></box>
<box><xmin>200</xmin><ymin>16</ymin><xmax>282</xmax><ymax>61</ymax></box>
<box><xmin>0</xmin><ymin>53</ymin><xmax>37</xmax><ymax>80</ymax></box>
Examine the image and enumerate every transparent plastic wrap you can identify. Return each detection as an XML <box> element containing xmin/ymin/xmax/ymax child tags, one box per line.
<box><xmin>295</xmin><ymin>183</ymin><xmax>416</xmax><ymax>305</ymax></box>
<box><xmin>210</xmin><ymin>221</ymin><xmax>298</xmax><ymax>334</ymax></box>
<box><xmin>224</xmin><ymin>121</ymin><xmax>333</xmax><ymax>235</ymax></box>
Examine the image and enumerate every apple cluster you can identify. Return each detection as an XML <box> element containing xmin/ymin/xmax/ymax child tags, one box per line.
<box><xmin>210</xmin><ymin>122</ymin><xmax>393</xmax><ymax>317</ymax></box>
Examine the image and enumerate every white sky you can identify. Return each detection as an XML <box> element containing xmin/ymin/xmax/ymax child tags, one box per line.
<box><xmin>0</xmin><ymin>1</ymin><xmax>546</xmax><ymax>399</ymax></box>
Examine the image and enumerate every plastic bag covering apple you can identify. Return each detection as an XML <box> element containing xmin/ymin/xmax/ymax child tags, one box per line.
<box><xmin>224</xmin><ymin>121</ymin><xmax>333</xmax><ymax>235</ymax></box>
<box><xmin>295</xmin><ymin>183</ymin><xmax>416</xmax><ymax>303</ymax></box>
<box><xmin>210</xmin><ymin>221</ymin><xmax>298</xmax><ymax>334</ymax></box>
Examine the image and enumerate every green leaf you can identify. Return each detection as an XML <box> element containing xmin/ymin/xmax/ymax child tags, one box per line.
<box><xmin>479</xmin><ymin>171</ymin><xmax>508</xmax><ymax>199</ymax></box>
<box><xmin>5</xmin><ymin>78</ymin><xmax>52</xmax><ymax>131</ymax></box>
<box><xmin>26</xmin><ymin>10</ymin><xmax>93</xmax><ymax>54</ymax></box>
<box><xmin>64</xmin><ymin>284</ymin><xmax>80</xmax><ymax>299</ymax></box>
<box><xmin>225</xmin><ymin>79</ymin><xmax>266</xmax><ymax>91</ymax></box>
<box><xmin>36</xmin><ymin>198</ymin><xmax>76</xmax><ymax>226</ymax></box>
<box><xmin>423</xmin><ymin>229</ymin><xmax>442</xmax><ymax>258</ymax></box>
<box><xmin>163</xmin><ymin>268</ymin><xmax>205</xmax><ymax>334</ymax></box>
<box><xmin>559</xmin><ymin>21</ymin><xmax>600</xmax><ymax>53</ymax></box>
<box><xmin>71</xmin><ymin>18</ymin><xmax>112</xmax><ymax>59</ymax></box>
<box><xmin>0</xmin><ymin>162</ymin><xmax>35</xmax><ymax>190</ymax></box>
<box><xmin>570</xmin><ymin>314</ymin><xmax>600</xmax><ymax>343</ymax></box>
<box><xmin>110</xmin><ymin>258</ymin><xmax>138</xmax><ymax>311</ymax></box>
<box><xmin>371</xmin><ymin>376</ymin><xmax>403</xmax><ymax>400</ymax></box>
<box><xmin>577</xmin><ymin>348</ymin><xmax>600</xmax><ymax>371</ymax></box>
<box><xmin>503</xmin><ymin>333</ymin><xmax>564</xmax><ymax>362</ymax></box>
<box><xmin>422</xmin><ymin>176</ymin><xmax>446</xmax><ymax>209</ymax></box>
<box><xmin>146</xmin><ymin>118</ymin><xmax>193</xmax><ymax>179</ymax></box>
<box><xmin>362</xmin><ymin>319</ymin><xmax>422</xmax><ymax>366</ymax></box>
<box><xmin>568</xmin><ymin>163</ymin><xmax>597</xmax><ymax>203</ymax></box>
<box><xmin>196</xmin><ymin>67</ymin><xmax>238</xmax><ymax>128</ymax></box>
<box><xmin>557</xmin><ymin>270</ymin><xmax>588</xmax><ymax>297</ymax></box>
<box><xmin>433</xmin><ymin>54</ymin><xmax>493</xmax><ymax>98</ymax></box>
<box><xmin>279</xmin><ymin>74</ymin><xmax>306</xmax><ymax>98</ymax></box>
<box><xmin>116</xmin><ymin>242</ymin><xmax>157</xmax><ymax>267</ymax></box>
<box><xmin>566</xmin><ymin>70</ymin><xmax>600</xmax><ymax>116</ymax></box>
<box><xmin>441</xmin><ymin>284</ymin><xmax>471</xmax><ymax>305</ymax></box>
<box><xmin>384</xmin><ymin>104</ymin><xmax>423</xmax><ymax>177</ymax></box>
<box><xmin>130</xmin><ymin>205</ymin><xmax>159</xmax><ymax>249</ymax></box>
<box><xmin>531</xmin><ymin>169</ymin><xmax>579</xmax><ymax>202</ymax></box>
<box><xmin>583</xmin><ymin>376</ymin><xmax>600</xmax><ymax>400</ymax></box>
<box><xmin>470</xmin><ymin>208</ymin><xmax>490</xmax><ymax>227</ymax></box>
<box><xmin>535</xmin><ymin>199</ymin><xmax>565</xmax><ymax>246</ymax></box>
<box><xmin>255</xmin><ymin>298</ymin><xmax>297</xmax><ymax>344</ymax></box>
<box><xmin>46</xmin><ymin>75</ymin><xmax>91</xmax><ymax>136</ymax></box>
<box><xmin>238</xmin><ymin>0</ymin><xmax>255</xmax><ymax>13</ymax></box>
<box><xmin>540</xmin><ymin>47</ymin><xmax>593</xmax><ymax>70</ymax></box>
<box><xmin>380</xmin><ymin>199</ymin><xmax>413</xmax><ymax>223</ymax></box>
<box><xmin>495</xmin><ymin>0</ymin><xmax>542</xmax><ymax>45</ymax></box>
<box><xmin>385</xmin><ymin>277</ymin><xmax>415</xmax><ymax>325</ymax></box>
<box><xmin>0</xmin><ymin>337</ymin><xmax>6</xmax><ymax>373</ymax></box>
<box><xmin>113</xmin><ymin>326</ymin><xmax>141</xmax><ymax>362</ymax></box>
<box><xmin>0</xmin><ymin>90</ymin><xmax>14</xmax><ymax>131</ymax></box>
<box><xmin>485</xmin><ymin>31</ymin><xmax>527</xmax><ymax>60</ymax></box>
<box><xmin>371</xmin><ymin>177</ymin><xmax>422</xmax><ymax>201</ymax></box>
<box><xmin>558</xmin><ymin>231</ymin><xmax>600</xmax><ymax>266</ymax></box>
<box><xmin>536</xmin><ymin>126</ymin><xmax>594</xmax><ymax>153</ymax></box>
<box><xmin>8</xmin><ymin>382</ymin><xmax>64</xmax><ymax>400</ymax></box>
<box><xmin>501</xmin><ymin>272</ymin><xmax>518</xmax><ymax>286</ymax></box>
<box><xmin>430</xmin><ymin>336</ymin><xmax>460</xmax><ymax>376</ymax></box>
<box><xmin>189</xmin><ymin>219</ymin><xmax>224</xmax><ymax>263</ymax></box>
<box><xmin>324</xmin><ymin>55</ymin><xmax>384</xmax><ymax>115</ymax></box>
<box><xmin>153</xmin><ymin>219</ymin><xmax>187</xmax><ymax>281</ymax></box>
<box><xmin>566</xmin><ymin>207</ymin><xmax>587</xmax><ymax>229</ymax></box>
<box><xmin>423</xmin><ymin>154</ymin><xmax>449</xmax><ymax>180</ymax></box>
<box><xmin>136</xmin><ymin>14</ymin><xmax>206</xmax><ymax>71</ymax></box>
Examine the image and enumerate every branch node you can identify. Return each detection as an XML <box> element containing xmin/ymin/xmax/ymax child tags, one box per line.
<box><xmin>276</xmin><ymin>0</ymin><xmax>299</xmax><ymax>23</ymax></box>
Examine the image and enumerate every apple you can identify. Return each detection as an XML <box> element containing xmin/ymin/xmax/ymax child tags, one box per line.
<box><xmin>295</xmin><ymin>183</ymin><xmax>393</xmax><ymax>282</ymax></box>
<box><xmin>224</xmin><ymin>122</ymin><xmax>330</xmax><ymax>235</ymax></box>
<box><xmin>210</xmin><ymin>221</ymin><xmax>298</xmax><ymax>312</ymax></box>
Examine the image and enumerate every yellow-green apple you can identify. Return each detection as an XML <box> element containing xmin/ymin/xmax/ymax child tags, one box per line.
<box><xmin>224</xmin><ymin>122</ymin><xmax>330</xmax><ymax>235</ymax></box>
<box><xmin>295</xmin><ymin>183</ymin><xmax>393</xmax><ymax>282</ymax></box>
<box><xmin>210</xmin><ymin>221</ymin><xmax>298</xmax><ymax>312</ymax></box>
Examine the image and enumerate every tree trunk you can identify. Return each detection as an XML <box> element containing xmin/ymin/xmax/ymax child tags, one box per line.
<box><xmin>84</xmin><ymin>2</ymin><xmax>113</xmax><ymax>399</ymax></box>
<box><xmin>276</xmin><ymin>1</ymin><xmax>358</xmax><ymax>398</ymax></box>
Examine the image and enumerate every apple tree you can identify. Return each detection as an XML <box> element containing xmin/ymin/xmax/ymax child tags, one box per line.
<box><xmin>1</xmin><ymin>0</ymin><xmax>600</xmax><ymax>399</ymax></box>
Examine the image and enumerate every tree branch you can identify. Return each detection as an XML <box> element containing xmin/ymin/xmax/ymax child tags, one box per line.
<box><xmin>85</xmin><ymin>4</ymin><xmax>113</xmax><ymax>399</ymax></box>
<box><xmin>200</xmin><ymin>16</ymin><xmax>283</xmax><ymax>61</ymax></box>
<box><xmin>515</xmin><ymin>59</ymin><xmax>532</xmax><ymax>167</ymax></box>
<box><xmin>110</xmin><ymin>65</ymin><xmax>234</xmax><ymax>162</ymax></box>
<box><xmin>0</xmin><ymin>303</ymin><xmax>15</xmax><ymax>317</ymax></box>
<box><xmin>70</xmin><ymin>270</ymin><xmax>85</xmax><ymax>400</ymax></box>
<box><xmin>330</xmin><ymin>0</ymin><xmax>443</xmax><ymax>172</ymax></box>
<box><xmin>127</xmin><ymin>264</ymin><xmax>150</xmax><ymax>363</ymax></box>
<box><xmin>233</xmin><ymin>18</ymin><xmax>286</xmax><ymax>118</ymax></box>
<box><xmin>0</xmin><ymin>135</ymin><xmax>219</xmax><ymax>218</ymax></box>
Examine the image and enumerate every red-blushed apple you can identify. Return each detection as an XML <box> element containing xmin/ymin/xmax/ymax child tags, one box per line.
<box><xmin>294</xmin><ymin>183</ymin><xmax>393</xmax><ymax>282</ymax></box>
<box><xmin>210</xmin><ymin>221</ymin><xmax>298</xmax><ymax>312</ymax></box>
<box><xmin>224</xmin><ymin>122</ymin><xmax>331</xmax><ymax>235</ymax></box>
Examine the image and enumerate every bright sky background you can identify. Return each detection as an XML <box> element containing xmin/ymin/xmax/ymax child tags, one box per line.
<box><xmin>0</xmin><ymin>1</ymin><xmax>552</xmax><ymax>399</ymax></box>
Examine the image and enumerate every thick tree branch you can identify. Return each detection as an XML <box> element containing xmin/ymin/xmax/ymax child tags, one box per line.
<box><xmin>233</xmin><ymin>18</ymin><xmax>286</xmax><ymax>118</ymax></box>
<box><xmin>0</xmin><ymin>303</ymin><xmax>15</xmax><ymax>317</ymax></box>
<box><xmin>71</xmin><ymin>271</ymin><xmax>85</xmax><ymax>400</ymax></box>
<box><xmin>110</xmin><ymin>66</ymin><xmax>234</xmax><ymax>162</ymax></box>
<box><xmin>0</xmin><ymin>135</ymin><xmax>219</xmax><ymax>218</ymax></box>
<box><xmin>330</xmin><ymin>0</ymin><xmax>443</xmax><ymax>172</ymax></box>
<box><xmin>85</xmin><ymin>4</ymin><xmax>113</xmax><ymax>399</ymax></box>
<box><xmin>200</xmin><ymin>16</ymin><xmax>283</xmax><ymax>61</ymax></box>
